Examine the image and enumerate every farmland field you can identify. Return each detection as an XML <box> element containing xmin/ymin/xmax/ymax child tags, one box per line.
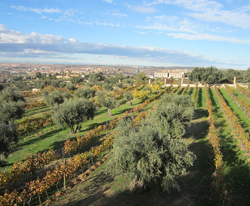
<box><xmin>1</xmin><ymin>84</ymin><xmax>250</xmax><ymax>206</ymax></box>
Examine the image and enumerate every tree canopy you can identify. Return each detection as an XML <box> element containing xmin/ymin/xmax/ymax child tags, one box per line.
<box><xmin>43</xmin><ymin>90</ymin><xmax>70</xmax><ymax>106</ymax></box>
<box><xmin>188</xmin><ymin>66</ymin><xmax>248</xmax><ymax>84</ymax></box>
<box><xmin>75</xmin><ymin>87</ymin><xmax>96</xmax><ymax>99</ymax></box>
<box><xmin>134</xmin><ymin>73</ymin><xmax>147</xmax><ymax>84</ymax></box>
<box><xmin>106</xmin><ymin>94</ymin><xmax>195</xmax><ymax>192</ymax></box>
<box><xmin>0</xmin><ymin>100</ymin><xmax>24</xmax><ymax>125</ymax></box>
<box><xmin>89</xmin><ymin>72</ymin><xmax>104</xmax><ymax>85</ymax></box>
<box><xmin>103</xmin><ymin>83</ymin><xmax>113</xmax><ymax>91</ymax></box>
<box><xmin>0</xmin><ymin>124</ymin><xmax>19</xmax><ymax>160</ymax></box>
<box><xmin>124</xmin><ymin>91</ymin><xmax>133</xmax><ymax>105</ymax></box>
<box><xmin>0</xmin><ymin>86</ymin><xmax>25</xmax><ymax>103</ymax></box>
<box><xmin>66</xmin><ymin>82</ymin><xmax>76</xmax><ymax>91</ymax></box>
<box><xmin>52</xmin><ymin>98</ymin><xmax>95</xmax><ymax>134</ymax></box>
<box><xmin>150</xmin><ymin>94</ymin><xmax>194</xmax><ymax>138</ymax></box>
<box><xmin>106</xmin><ymin>116</ymin><xmax>195</xmax><ymax>192</ymax></box>
<box><xmin>99</xmin><ymin>96</ymin><xmax>118</xmax><ymax>116</ymax></box>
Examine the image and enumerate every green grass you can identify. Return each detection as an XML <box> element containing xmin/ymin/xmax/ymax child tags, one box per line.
<box><xmin>208</xmin><ymin>88</ymin><xmax>250</xmax><ymax>206</ymax></box>
<box><xmin>196</xmin><ymin>87</ymin><xmax>206</xmax><ymax>109</ymax></box>
<box><xmin>186</xmin><ymin>87</ymin><xmax>194</xmax><ymax>96</ymax></box>
<box><xmin>23</xmin><ymin>106</ymin><xmax>50</xmax><ymax>117</ymax></box>
<box><xmin>233</xmin><ymin>88</ymin><xmax>250</xmax><ymax>106</ymax></box>
<box><xmin>219</xmin><ymin>88</ymin><xmax>250</xmax><ymax>133</ymax></box>
<box><xmin>0</xmin><ymin>94</ymin><xmax>160</xmax><ymax>172</ymax></box>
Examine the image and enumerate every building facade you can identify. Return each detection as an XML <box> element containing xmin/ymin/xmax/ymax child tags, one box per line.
<box><xmin>154</xmin><ymin>69</ymin><xmax>187</xmax><ymax>79</ymax></box>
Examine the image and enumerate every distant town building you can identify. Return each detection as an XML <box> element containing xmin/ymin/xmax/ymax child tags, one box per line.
<box><xmin>154</xmin><ymin>69</ymin><xmax>187</xmax><ymax>79</ymax></box>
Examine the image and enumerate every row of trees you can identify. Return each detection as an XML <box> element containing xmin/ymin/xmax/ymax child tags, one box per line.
<box><xmin>188</xmin><ymin>66</ymin><xmax>250</xmax><ymax>84</ymax></box>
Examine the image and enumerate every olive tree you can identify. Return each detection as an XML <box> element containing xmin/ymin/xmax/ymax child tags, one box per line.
<box><xmin>0</xmin><ymin>100</ymin><xmax>24</xmax><ymax>125</ymax></box>
<box><xmin>0</xmin><ymin>124</ymin><xmax>18</xmax><ymax>162</ymax></box>
<box><xmin>106</xmin><ymin>117</ymin><xmax>196</xmax><ymax>193</ymax></box>
<box><xmin>99</xmin><ymin>96</ymin><xmax>118</xmax><ymax>116</ymax></box>
<box><xmin>103</xmin><ymin>83</ymin><xmax>113</xmax><ymax>91</ymax></box>
<box><xmin>0</xmin><ymin>87</ymin><xmax>24</xmax><ymax>125</ymax></box>
<box><xmin>149</xmin><ymin>94</ymin><xmax>194</xmax><ymax>139</ymax></box>
<box><xmin>66</xmin><ymin>82</ymin><xmax>76</xmax><ymax>91</ymax></box>
<box><xmin>75</xmin><ymin>87</ymin><xmax>96</xmax><ymax>99</ymax></box>
<box><xmin>124</xmin><ymin>91</ymin><xmax>133</xmax><ymax>106</ymax></box>
<box><xmin>0</xmin><ymin>86</ymin><xmax>25</xmax><ymax>103</ymax></box>
<box><xmin>43</xmin><ymin>90</ymin><xmax>71</xmax><ymax>106</ymax></box>
<box><xmin>52</xmin><ymin>98</ymin><xmax>95</xmax><ymax>134</ymax></box>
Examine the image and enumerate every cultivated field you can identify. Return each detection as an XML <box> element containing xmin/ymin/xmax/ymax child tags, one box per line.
<box><xmin>1</xmin><ymin>83</ymin><xmax>250</xmax><ymax>206</ymax></box>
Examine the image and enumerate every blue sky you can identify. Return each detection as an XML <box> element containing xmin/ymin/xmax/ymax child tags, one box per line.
<box><xmin>0</xmin><ymin>0</ymin><xmax>250</xmax><ymax>70</ymax></box>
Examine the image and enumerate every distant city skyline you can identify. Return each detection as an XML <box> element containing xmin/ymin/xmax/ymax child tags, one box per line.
<box><xmin>0</xmin><ymin>0</ymin><xmax>250</xmax><ymax>70</ymax></box>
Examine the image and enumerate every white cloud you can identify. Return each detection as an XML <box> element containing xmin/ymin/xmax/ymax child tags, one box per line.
<box><xmin>94</xmin><ymin>21</ymin><xmax>120</xmax><ymax>27</ymax></box>
<box><xmin>136</xmin><ymin>17</ymin><xmax>197</xmax><ymax>33</ymax></box>
<box><xmin>103</xmin><ymin>0</ymin><xmax>113</xmax><ymax>3</ymax></box>
<box><xmin>187</xmin><ymin>10</ymin><xmax>250</xmax><ymax>30</ymax></box>
<box><xmin>166</xmin><ymin>32</ymin><xmax>250</xmax><ymax>44</ymax></box>
<box><xmin>0</xmin><ymin>24</ymin><xmax>216</xmax><ymax>65</ymax></box>
<box><xmin>241</xmin><ymin>4</ymin><xmax>250</xmax><ymax>12</ymax></box>
<box><xmin>145</xmin><ymin>0</ymin><xmax>250</xmax><ymax>30</ymax></box>
<box><xmin>154</xmin><ymin>15</ymin><xmax>178</xmax><ymax>22</ymax></box>
<box><xmin>11</xmin><ymin>6</ymin><xmax>61</xmax><ymax>14</ymax></box>
<box><xmin>68</xmin><ymin>38</ymin><xmax>77</xmax><ymax>43</ymax></box>
<box><xmin>145</xmin><ymin>0</ymin><xmax>223</xmax><ymax>12</ymax></box>
<box><xmin>127</xmin><ymin>5</ymin><xmax>157</xmax><ymax>13</ymax></box>
<box><xmin>0</xmin><ymin>24</ymin><xmax>64</xmax><ymax>44</ymax></box>
<box><xmin>111</xmin><ymin>12</ymin><xmax>128</xmax><ymax>17</ymax></box>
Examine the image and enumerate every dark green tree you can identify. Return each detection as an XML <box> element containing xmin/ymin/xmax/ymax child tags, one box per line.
<box><xmin>59</xmin><ymin>81</ymin><xmax>66</xmax><ymax>88</ymax></box>
<box><xmin>51</xmin><ymin>80</ymin><xmax>62</xmax><ymax>88</ymax></box>
<box><xmin>125</xmin><ymin>78</ymin><xmax>134</xmax><ymax>86</ymax></box>
<box><xmin>124</xmin><ymin>91</ymin><xmax>133</xmax><ymax>106</ymax></box>
<box><xmin>66</xmin><ymin>82</ymin><xmax>77</xmax><ymax>91</ymax></box>
<box><xmin>89</xmin><ymin>72</ymin><xmax>104</xmax><ymax>84</ymax></box>
<box><xmin>103</xmin><ymin>83</ymin><xmax>113</xmax><ymax>91</ymax></box>
<box><xmin>134</xmin><ymin>73</ymin><xmax>147</xmax><ymax>84</ymax></box>
<box><xmin>52</xmin><ymin>98</ymin><xmax>95</xmax><ymax>134</ymax></box>
<box><xmin>115</xmin><ymin>82</ymin><xmax>123</xmax><ymax>88</ymax></box>
<box><xmin>106</xmin><ymin>117</ymin><xmax>196</xmax><ymax>192</ymax></box>
<box><xmin>150</xmin><ymin>94</ymin><xmax>194</xmax><ymax>138</ymax></box>
<box><xmin>0</xmin><ymin>100</ymin><xmax>24</xmax><ymax>125</ymax></box>
<box><xmin>34</xmin><ymin>81</ymin><xmax>45</xmax><ymax>90</ymax></box>
<box><xmin>0</xmin><ymin>124</ymin><xmax>18</xmax><ymax>162</ymax></box>
<box><xmin>0</xmin><ymin>86</ymin><xmax>25</xmax><ymax>103</ymax></box>
<box><xmin>70</xmin><ymin>76</ymin><xmax>84</xmax><ymax>84</ymax></box>
<box><xmin>43</xmin><ymin>90</ymin><xmax>65</xmax><ymax>106</ymax></box>
<box><xmin>75</xmin><ymin>87</ymin><xmax>96</xmax><ymax>99</ymax></box>
<box><xmin>35</xmin><ymin>72</ymin><xmax>42</xmax><ymax>79</ymax></box>
<box><xmin>99</xmin><ymin>96</ymin><xmax>118</xmax><ymax>116</ymax></box>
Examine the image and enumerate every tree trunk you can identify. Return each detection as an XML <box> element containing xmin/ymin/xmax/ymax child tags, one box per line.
<box><xmin>76</xmin><ymin>124</ymin><xmax>81</xmax><ymax>133</ymax></box>
<box><xmin>108</xmin><ymin>108</ymin><xmax>113</xmax><ymax>116</ymax></box>
<box><xmin>129</xmin><ymin>101</ymin><xmax>132</xmax><ymax>106</ymax></box>
<box><xmin>129</xmin><ymin>175</ymin><xmax>147</xmax><ymax>193</ymax></box>
<box><xmin>69</xmin><ymin>125</ymin><xmax>75</xmax><ymax>134</ymax></box>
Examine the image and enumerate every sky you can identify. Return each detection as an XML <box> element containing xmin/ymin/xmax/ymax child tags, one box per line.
<box><xmin>0</xmin><ymin>0</ymin><xmax>250</xmax><ymax>70</ymax></box>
